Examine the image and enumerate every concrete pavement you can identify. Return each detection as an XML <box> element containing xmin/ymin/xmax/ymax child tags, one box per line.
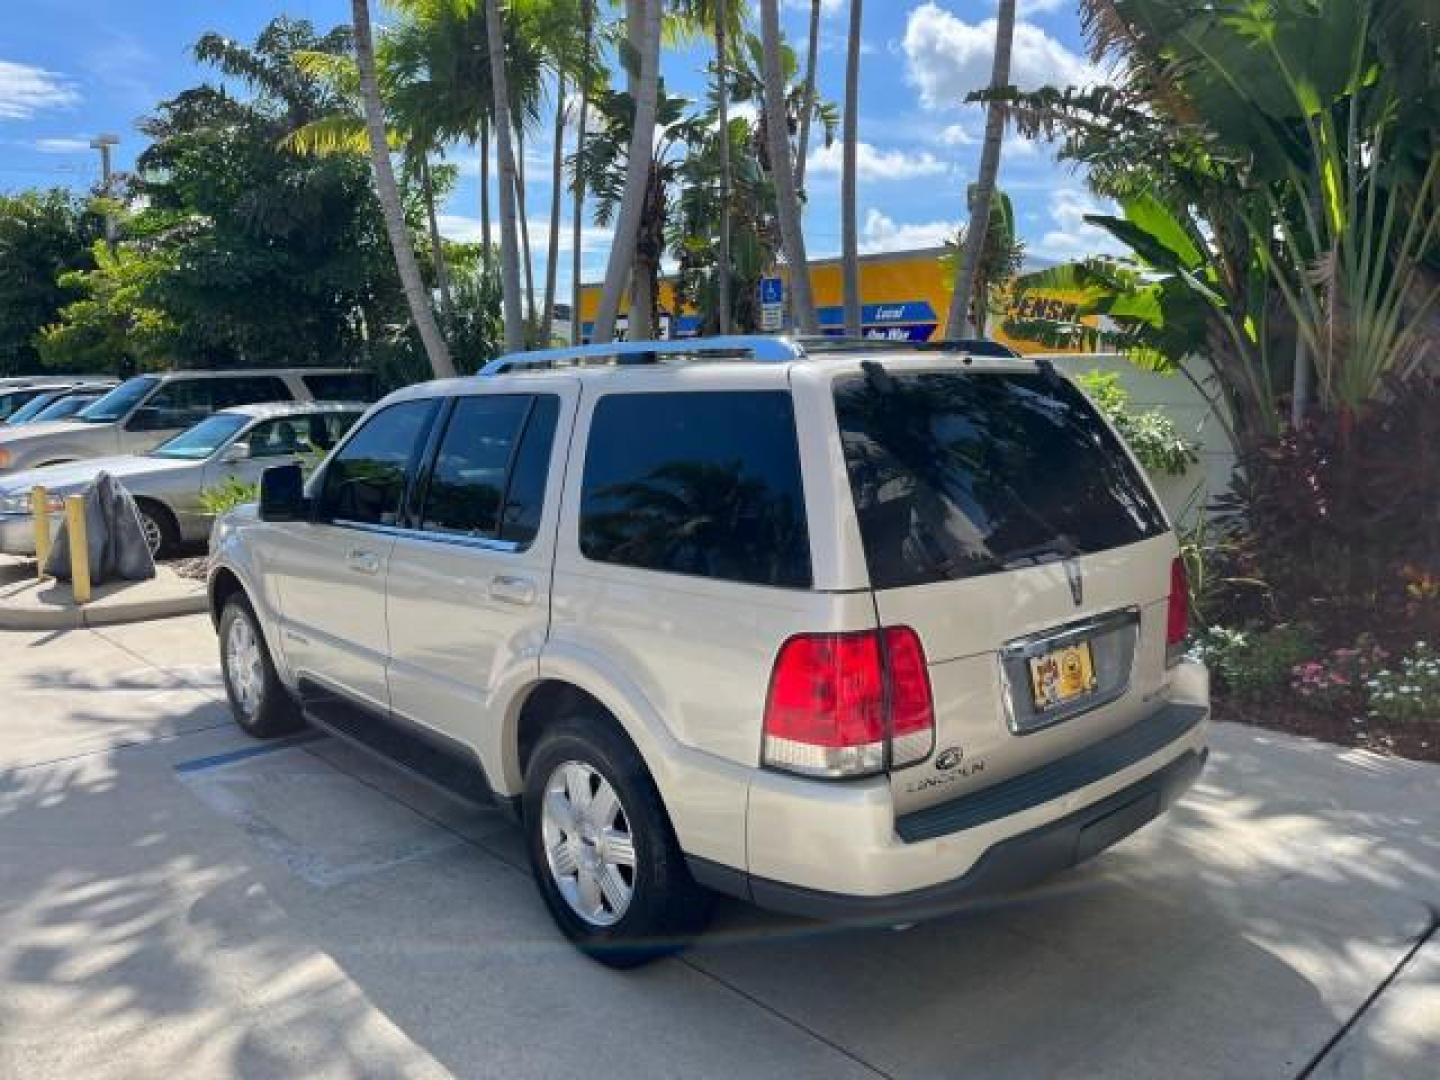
<box><xmin>0</xmin><ymin>615</ymin><xmax>1435</xmax><ymax>1078</ymax></box>
<box><xmin>0</xmin><ymin>555</ymin><xmax>207</xmax><ymax>631</ymax></box>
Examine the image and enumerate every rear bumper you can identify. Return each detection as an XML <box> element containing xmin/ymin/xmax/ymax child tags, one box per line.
<box><xmin>692</xmin><ymin>676</ymin><xmax>1209</xmax><ymax>922</ymax></box>
<box><xmin>695</xmin><ymin>744</ymin><xmax>1204</xmax><ymax>923</ymax></box>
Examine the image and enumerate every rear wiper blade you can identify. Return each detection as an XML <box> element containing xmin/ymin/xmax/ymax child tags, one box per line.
<box><xmin>1001</xmin><ymin>537</ymin><xmax>1078</xmax><ymax>569</ymax></box>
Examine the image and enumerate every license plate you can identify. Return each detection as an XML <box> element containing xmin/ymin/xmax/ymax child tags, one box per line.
<box><xmin>1028</xmin><ymin>641</ymin><xmax>1098</xmax><ymax>710</ymax></box>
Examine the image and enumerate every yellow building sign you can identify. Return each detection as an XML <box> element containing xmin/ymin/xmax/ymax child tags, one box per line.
<box><xmin>576</xmin><ymin>246</ymin><xmax>1095</xmax><ymax>353</ymax></box>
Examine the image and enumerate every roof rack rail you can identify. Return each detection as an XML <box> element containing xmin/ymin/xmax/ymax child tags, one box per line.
<box><xmin>480</xmin><ymin>335</ymin><xmax>805</xmax><ymax>376</ymax></box>
<box><xmin>797</xmin><ymin>335</ymin><xmax>1023</xmax><ymax>359</ymax></box>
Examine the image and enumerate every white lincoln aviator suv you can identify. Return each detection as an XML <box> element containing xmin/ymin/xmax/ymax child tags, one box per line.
<box><xmin>208</xmin><ymin>337</ymin><xmax>1210</xmax><ymax>966</ymax></box>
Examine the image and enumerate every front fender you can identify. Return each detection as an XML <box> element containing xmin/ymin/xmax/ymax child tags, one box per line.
<box><xmin>504</xmin><ymin>642</ymin><xmax>752</xmax><ymax>870</ymax></box>
<box><xmin>208</xmin><ymin>517</ymin><xmax>293</xmax><ymax>687</ymax></box>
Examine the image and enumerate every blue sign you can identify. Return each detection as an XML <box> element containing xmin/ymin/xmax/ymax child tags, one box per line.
<box><xmin>759</xmin><ymin>277</ymin><xmax>785</xmax><ymax>305</ymax></box>
<box><xmin>816</xmin><ymin>301</ymin><xmax>938</xmax><ymax>327</ymax></box>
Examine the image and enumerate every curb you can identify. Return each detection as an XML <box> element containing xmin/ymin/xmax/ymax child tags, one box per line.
<box><xmin>0</xmin><ymin>576</ymin><xmax>209</xmax><ymax>632</ymax></box>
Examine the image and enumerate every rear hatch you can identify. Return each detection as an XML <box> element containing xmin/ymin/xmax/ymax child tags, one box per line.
<box><xmin>831</xmin><ymin>362</ymin><xmax>1178</xmax><ymax>816</ymax></box>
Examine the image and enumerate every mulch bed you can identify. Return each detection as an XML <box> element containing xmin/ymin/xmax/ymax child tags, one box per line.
<box><xmin>163</xmin><ymin>555</ymin><xmax>210</xmax><ymax>582</ymax></box>
<box><xmin>1213</xmin><ymin>695</ymin><xmax>1440</xmax><ymax>764</ymax></box>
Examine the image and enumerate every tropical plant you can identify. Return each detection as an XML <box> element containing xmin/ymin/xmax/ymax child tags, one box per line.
<box><xmin>37</xmin><ymin>239</ymin><xmax>178</xmax><ymax>375</ymax></box>
<box><xmin>351</xmin><ymin>0</ymin><xmax>456</xmax><ymax>377</ymax></box>
<box><xmin>840</xmin><ymin>0</ymin><xmax>863</xmax><ymax>337</ymax></box>
<box><xmin>199</xmin><ymin>478</ymin><xmax>262</xmax><ymax>517</ymax></box>
<box><xmin>793</xmin><ymin>0</ymin><xmax>821</xmax><ymax>192</ymax></box>
<box><xmin>946</xmin><ymin>0</ymin><xmax>1016</xmax><ymax>340</ymax></box>
<box><xmin>0</xmin><ymin>191</ymin><xmax>102</xmax><ymax>375</ymax></box>
<box><xmin>941</xmin><ymin>188</ymin><xmax>1025</xmax><ymax>337</ymax></box>
<box><xmin>575</xmin><ymin>84</ymin><xmax>708</xmax><ymax>334</ymax></box>
<box><xmin>758</xmin><ymin>0</ymin><xmax>816</xmax><ymax>332</ymax></box>
<box><xmin>1074</xmin><ymin>370</ymin><xmax>1198</xmax><ymax>477</ymax></box>
<box><xmin>592</xmin><ymin>0</ymin><xmax>664</xmax><ymax>342</ymax></box>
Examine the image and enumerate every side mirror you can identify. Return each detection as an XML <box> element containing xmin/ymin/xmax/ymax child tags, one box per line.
<box><xmin>258</xmin><ymin>463</ymin><xmax>307</xmax><ymax>522</ymax></box>
<box><xmin>221</xmin><ymin>442</ymin><xmax>250</xmax><ymax>464</ymax></box>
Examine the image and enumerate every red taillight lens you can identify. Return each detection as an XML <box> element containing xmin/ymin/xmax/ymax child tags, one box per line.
<box><xmin>1166</xmin><ymin>556</ymin><xmax>1189</xmax><ymax>664</ymax></box>
<box><xmin>762</xmin><ymin>627</ymin><xmax>935</xmax><ymax>778</ymax></box>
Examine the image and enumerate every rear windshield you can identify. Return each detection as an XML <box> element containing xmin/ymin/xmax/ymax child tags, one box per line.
<box><xmin>834</xmin><ymin>368</ymin><xmax>1167</xmax><ymax>590</ymax></box>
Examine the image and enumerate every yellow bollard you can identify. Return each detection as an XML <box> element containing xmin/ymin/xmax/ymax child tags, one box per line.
<box><xmin>31</xmin><ymin>485</ymin><xmax>51</xmax><ymax>580</ymax></box>
<box><xmin>65</xmin><ymin>494</ymin><xmax>90</xmax><ymax>605</ymax></box>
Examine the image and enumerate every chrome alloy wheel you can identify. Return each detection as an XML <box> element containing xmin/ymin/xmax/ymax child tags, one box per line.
<box><xmin>541</xmin><ymin>760</ymin><xmax>636</xmax><ymax>927</ymax></box>
<box><xmin>224</xmin><ymin>613</ymin><xmax>264</xmax><ymax>719</ymax></box>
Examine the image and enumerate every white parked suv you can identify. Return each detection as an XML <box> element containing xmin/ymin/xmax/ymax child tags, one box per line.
<box><xmin>208</xmin><ymin>337</ymin><xmax>1209</xmax><ymax>966</ymax></box>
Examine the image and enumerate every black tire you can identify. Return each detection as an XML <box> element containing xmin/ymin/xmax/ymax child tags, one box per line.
<box><xmin>135</xmin><ymin>499</ymin><xmax>178</xmax><ymax>558</ymax></box>
<box><xmin>523</xmin><ymin>716</ymin><xmax>713</xmax><ymax>967</ymax></box>
<box><xmin>218</xmin><ymin>596</ymin><xmax>304</xmax><ymax>738</ymax></box>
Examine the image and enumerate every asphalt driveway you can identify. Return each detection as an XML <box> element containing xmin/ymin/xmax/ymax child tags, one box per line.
<box><xmin>0</xmin><ymin>615</ymin><xmax>1435</xmax><ymax>1078</ymax></box>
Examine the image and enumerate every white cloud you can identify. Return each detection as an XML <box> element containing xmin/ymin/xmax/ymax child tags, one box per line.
<box><xmin>0</xmin><ymin>60</ymin><xmax>79</xmax><ymax>120</ymax></box>
<box><xmin>902</xmin><ymin>4</ymin><xmax>1103</xmax><ymax>110</ymax></box>
<box><xmin>939</xmin><ymin>124</ymin><xmax>975</xmax><ymax>147</ymax></box>
<box><xmin>807</xmin><ymin>140</ymin><xmax>949</xmax><ymax>182</ymax></box>
<box><xmin>782</xmin><ymin>0</ymin><xmax>845</xmax><ymax>13</ymax></box>
<box><xmin>860</xmin><ymin>208</ymin><xmax>958</xmax><ymax>254</ymax></box>
<box><xmin>1029</xmin><ymin>188</ymin><xmax>1127</xmax><ymax>261</ymax></box>
<box><xmin>33</xmin><ymin>136</ymin><xmax>89</xmax><ymax>153</ymax></box>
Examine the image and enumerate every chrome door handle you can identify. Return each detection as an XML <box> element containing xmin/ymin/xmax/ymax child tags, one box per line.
<box><xmin>346</xmin><ymin>548</ymin><xmax>381</xmax><ymax>575</ymax></box>
<box><xmin>489</xmin><ymin>574</ymin><xmax>536</xmax><ymax>606</ymax></box>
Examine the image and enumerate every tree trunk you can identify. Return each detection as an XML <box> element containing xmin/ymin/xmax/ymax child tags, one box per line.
<box><xmin>484</xmin><ymin>0</ymin><xmax>526</xmax><ymax>351</ymax></box>
<box><xmin>760</xmin><ymin>0</ymin><xmax>817</xmax><ymax>333</ymax></box>
<box><xmin>795</xmin><ymin>0</ymin><xmax>822</xmax><ymax>192</ymax></box>
<box><xmin>543</xmin><ymin>77</ymin><xmax>566</xmax><ymax>345</ymax></box>
<box><xmin>841</xmin><ymin>0</ymin><xmax>863</xmax><ymax>338</ymax></box>
<box><xmin>571</xmin><ymin>1</ymin><xmax>593</xmax><ymax>345</ymax></box>
<box><xmin>945</xmin><ymin>0</ymin><xmax>1014</xmax><ymax>341</ymax></box>
<box><xmin>479</xmin><ymin>115</ymin><xmax>492</xmax><ymax>259</ymax></box>
<box><xmin>1291</xmin><ymin>337</ymin><xmax>1310</xmax><ymax>427</ymax></box>
<box><xmin>592</xmin><ymin>0</ymin><xmax>662</xmax><ymax>343</ymax></box>
<box><xmin>515</xmin><ymin>126</ymin><xmax>537</xmax><ymax>334</ymax></box>
<box><xmin>715</xmin><ymin>0</ymin><xmax>733</xmax><ymax>335</ymax></box>
<box><xmin>419</xmin><ymin>154</ymin><xmax>453</xmax><ymax>319</ymax></box>
<box><xmin>351</xmin><ymin>0</ymin><xmax>455</xmax><ymax>378</ymax></box>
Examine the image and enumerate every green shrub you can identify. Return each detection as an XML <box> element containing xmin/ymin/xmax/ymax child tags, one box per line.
<box><xmin>1075</xmin><ymin>370</ymin><xmax>1199</xmax><ymax>477</ymax></box>
<box><xmin>198</xmin><ymin>477</ymin><xmax>260</xmax><ymax>516</ymax></box>
<box><xmin>1189</xmin><ymin>623</ymin><xmax>1318</xmax><ymax>701</ymax></box>
<box><xmin>1365</xmin><ymin>643</ymin><xmax>1440</xmax><ymax>724</ymax></box>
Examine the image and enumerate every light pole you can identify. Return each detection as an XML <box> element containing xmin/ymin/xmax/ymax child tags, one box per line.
<box><xmin>89</xmin><ymin>133</ymin><xmax>119</xmax><ymax>253</ymax></box>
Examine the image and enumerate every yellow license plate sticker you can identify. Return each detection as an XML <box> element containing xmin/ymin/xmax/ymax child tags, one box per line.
<box><xmin>1028</xmin><ymin>642</ymin><xmax>1098</xmax><ymax>710</ymax></box>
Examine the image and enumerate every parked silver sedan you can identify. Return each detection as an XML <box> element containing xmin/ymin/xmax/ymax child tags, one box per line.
<box><xmin>0</xmin><ymin>401</ymin><xmax>364</xmax><ymax>557</ymax></box>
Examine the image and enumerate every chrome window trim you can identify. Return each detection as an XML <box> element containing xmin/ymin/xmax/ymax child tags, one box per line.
<box><xmin>331</xmin><ymin>519</ymin><xmax>522</xmax><ymax>554</ymax></box>
<box><xmin>1000</xmin><ymin>607</ymin><xmax>1141</xmax><ymax>660</ymax></box>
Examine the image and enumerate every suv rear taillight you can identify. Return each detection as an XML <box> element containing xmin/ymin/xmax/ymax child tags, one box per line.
<box><xmin>762</xmin><ymin>627</ymin><xmax>935</xmax><ymax>778</ymax></box>
<box><xmin>1166</xmin><ymin>556</ymin><xmax>1189</xmax><ymax>666</ymax></box>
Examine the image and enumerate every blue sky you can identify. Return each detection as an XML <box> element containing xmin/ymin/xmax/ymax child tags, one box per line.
<box><xmin>1</xmin><ymin>1</ymin><xmax>1124</xmax><ymax>300</ymax></box>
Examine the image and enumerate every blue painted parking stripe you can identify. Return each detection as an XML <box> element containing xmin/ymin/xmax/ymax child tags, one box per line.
<box><xmin>175</xmin><ymin>732</ymin><xmax>323</xmax><ymax>774</ymax></box>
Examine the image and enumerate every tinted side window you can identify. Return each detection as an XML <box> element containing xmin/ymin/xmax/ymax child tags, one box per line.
<box><xmin>419</xmin><ymin>396</ymin><xmax>532</xmax><ymax>539</ymax></box>
<box><xmin>580</xmin><ymin>391</ymin><xmax>811</xmax><ymax>588</ymax></box>
<box><xmin>500</xmin><ymin>396</ymin><xmax>559</xmax><ymax>547</ymax></box>
<box><xmin>131</xmin><ymin>379</ymin><xmax>211</xmax><ymax>431</ymax></box>
<box><xmin>212</xmin><ymin>376</ymin><xmax>293</xmax><ymax>409</ymax></box>
<box><xmin>303</xmin><ymin>372</ymin><xmax>378</xmax><ymax>401</ymax></box>
<box><xmin>319</xmin><ymin>400</ymin><xmax>437</xmax><ymax>526</ymax></box>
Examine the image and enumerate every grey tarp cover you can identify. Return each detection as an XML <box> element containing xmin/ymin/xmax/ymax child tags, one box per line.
<box><xmin>44</xmin><ymin>472</ymin><xmax>157</xmax><ymax>583</ymax></box>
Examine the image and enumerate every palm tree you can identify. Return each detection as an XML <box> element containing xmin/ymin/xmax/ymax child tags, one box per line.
<box><xmin>794</xmin><ymin>0</ymin><xmax>822</xmax><ymax>191</ymax></box>
<box><xmin>485</xmin><ymin>0</ymin><xmax>526</xmax><ymax>350</ymax></box>
<box><xmin>592</xmin><ymin>0</ymin><xmax>663</xmax><ymax>342</ymax></box>
<box><xmin>945</xmin><ymin>0</ymin><xmax>1015</xmax><ymax>341</ymax></box>
<box><xmin>350</xmin><ymin>0</ymin><xmax>455</xmax><ymax>378</ymax></box>
<box><xmin>571</xmin><ymin>0</ymin><xmax>594</xmax><ymax>344</ymax></box>
<box><xmin>715</xmin><ymin>0</ymin><xmax>734</xmax><ymax>333</ymax></box>
<box><xmin>758</xmin><ymin>0</ymin><xmax>816</xmax><ymax>332</ymax></box>
<box><xmin>840</xmin><ymin>0</ymin><xmax>862</xmax><ymax>337</ymax></box>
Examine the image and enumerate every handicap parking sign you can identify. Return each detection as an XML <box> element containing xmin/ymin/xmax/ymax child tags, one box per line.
<box><xmin>759</xmin><ymin>277</ymin><xmax>784</xmax><ymax>305</ymax></box>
